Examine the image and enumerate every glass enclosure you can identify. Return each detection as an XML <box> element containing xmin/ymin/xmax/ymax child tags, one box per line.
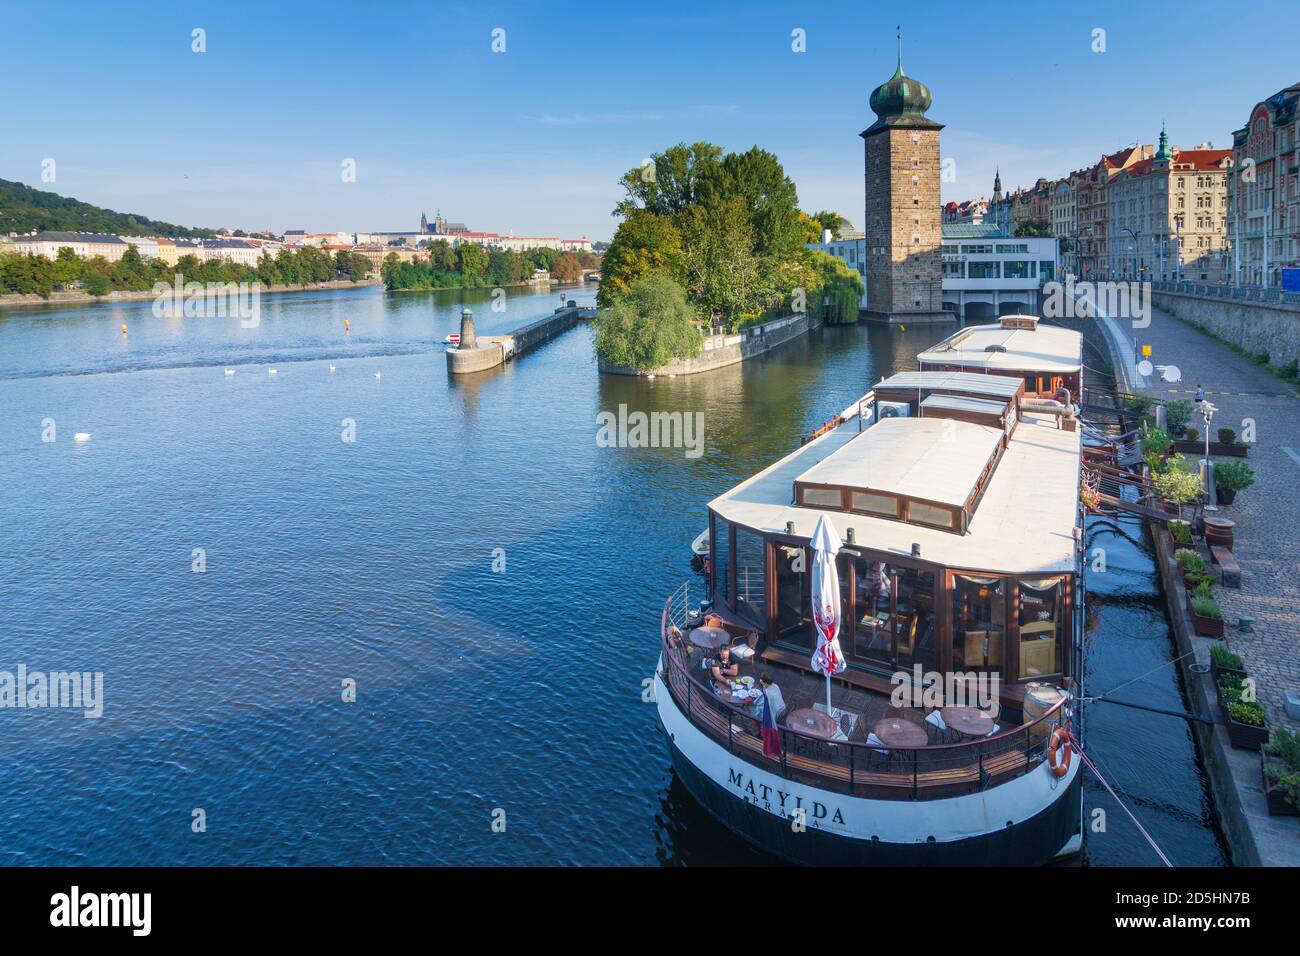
<box><xmin>734</xmin><ymin>526</ymin><xmax>767</xmax><ymax>628</ymax></box>
<box><xmin>1019</xmin><ymin>577</ymin><xmax>1065</xmax><ymax>678</ymax></box>
<box><xmin>952</xmin><ymin>574</ymin><xmax>1005</xmax><ymax>674</ymax></box>
<box><xmin>712</xmin><ymin>515</ymin><xmax>731</xmax><ymax>607</ymax></box>
<box><xmin>775</xmin><ymin>543</ymin><xmax>811</xmax><ymax>649</ymax></box>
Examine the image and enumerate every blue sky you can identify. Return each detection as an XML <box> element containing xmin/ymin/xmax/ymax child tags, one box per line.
<box><xmin>1</xmin><ymin>0</ymin><xmax>1295</xmax><ymax>241</ymax></box>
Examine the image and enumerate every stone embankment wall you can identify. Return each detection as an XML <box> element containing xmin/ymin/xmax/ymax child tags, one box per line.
<box><xmin>599</xmin><ymin>311</ymin><xmax>821</xmax><ymax>377</ymax></box>
<box><xmin>0</xmin><ymin>278</ymin><xmax>382</xmax><ymax>310</ymax></box>
<box><xmin>1152</xmin><ymin>290</ymin><xmax>1300</xmax><ymax>369</ymax></box>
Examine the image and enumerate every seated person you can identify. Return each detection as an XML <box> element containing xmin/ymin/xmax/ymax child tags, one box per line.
<box><xmin>748</xmin><ymin>674</ymin><xmax>786</xmax><ymax>721</ymax></box>
<box><xmin>704</xmin><ymin>645</ymin><xmax>740</xmax><ymax>693</ymax></box>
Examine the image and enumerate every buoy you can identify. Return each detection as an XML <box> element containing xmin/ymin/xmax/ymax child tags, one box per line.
<box><xmin>74</xmin><ymin>432</ymin><xmax>92</xmax><ymax>442</ymax></box>
<box><xmin>900</xmin><ymin>324</ymin><xmax>906</xmax><ymax>332</ymax></box>
<box><xmin>374</xmin><ymin>371</ymin><xmax>381</xmax><ymax>379</ymax></box>
<box><xmin>268</xmin><ymin>368</ymin><xmax>277</xmax><ymax>375</ymax></box>
<box><xmin>344</xmin><ymin>319</ymin><xmax>350</xmax><ymax>333</ymax></box>
<box><xmin>224</xmin><ymin>368</ymin><xmax>235</xmax><ymax>376</ymax></box>
<box><xmin>120</xmin><ymin>324</ymin><xmax>127</xmax><ymax>335</ymax></box>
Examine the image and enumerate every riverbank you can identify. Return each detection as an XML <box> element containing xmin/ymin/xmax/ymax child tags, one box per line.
<box><xmin>0</xmin><ymin>277</ymin><xmax>383</xmax><ymax>311</ymax></box>
<box><xmin>598</xmin><ymin>311</ymin><xmax>821</xmax><ymax>377</ymax></box>
<box><xmin>1091</xmin><ymin>295</ymin><xmax>1300</xmax><ymax>866</ymax></box>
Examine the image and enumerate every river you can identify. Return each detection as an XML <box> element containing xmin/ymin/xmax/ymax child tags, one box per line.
<box><xmin>0</xmin><ymin>284</ymin><xmax>1226</xmax><ymax>865</ymax></box>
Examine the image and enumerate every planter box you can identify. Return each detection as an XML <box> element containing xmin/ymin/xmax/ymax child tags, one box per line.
<box><xmin>1219</xmin><ymin>701</ymin><xmax>1268</xmax><ymax>750</ymax></box>
<box><xmin>1262</xmin><ymin>749</ymin><xmax>1300</xmax><ymax>816</ymax></box>
<box><xmin>1188</xmin><ymin>597</ymin><xmax>1225</xmax><ymax>637</ymax></box>
<box><xmin>1210</xmin><ymin>661</ymin><xmax>1247</xmax><ymax>686</ymax></box>
<box><xmin>1171</xmin><ymin>439</ymin><xmax>1248</xmax><ymax>458</ymax></box>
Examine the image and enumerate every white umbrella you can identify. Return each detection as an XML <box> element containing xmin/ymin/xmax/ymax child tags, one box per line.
<box><xmin>810</xmin><ymin>513</ymin><xmax>846</xmax><ymax>710</ymax></box>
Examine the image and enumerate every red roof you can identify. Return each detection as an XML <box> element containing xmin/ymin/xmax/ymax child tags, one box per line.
<box><xmin>1121</xmin><ymin>148</ymin><xmax>1231</xmax><ymax>179</ymax></box>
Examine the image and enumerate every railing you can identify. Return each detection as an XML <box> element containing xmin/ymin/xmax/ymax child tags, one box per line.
<box><xmin>1150</xmin><ymin>279</ymin><xmax>1300</xmax><ymax>308</ymax></box>
<box><xmin>658</xmin><ymin>586</ymin><xmax>1071</xmax><ymax>800</ymax></box>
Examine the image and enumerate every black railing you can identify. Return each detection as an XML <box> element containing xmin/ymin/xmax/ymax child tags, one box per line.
<box><xmin>659</xmin><ymin>586</ymin><xmax>1072</xmax><ymax>800</ymax></box>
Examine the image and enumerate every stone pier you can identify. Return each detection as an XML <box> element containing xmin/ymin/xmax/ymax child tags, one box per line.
<box><xmin>446</xmin><ymin>303</ymin><xmax>593</xmax><ymax>375</ymax></box>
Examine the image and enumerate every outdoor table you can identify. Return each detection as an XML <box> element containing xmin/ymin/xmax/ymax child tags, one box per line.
<box><xmin>787</xmin><ymin>707</ymin><xmax>838</xmax><ymax>740</ymax></box>
<box><xmin>689</xmin><ymin>626</ymin><xmax>730</xmax><ymax>649</ymax></box>
<box><xmin>872</xmin><ymin>717</ymin><xmax>928</xmax><ymax>748</ymax></box>
<box><xmin>941</xmin><ymin>706</ymin><xmax>996</xmax><ymax>737</ymax></box>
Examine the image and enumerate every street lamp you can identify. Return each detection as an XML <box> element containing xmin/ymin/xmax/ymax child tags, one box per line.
<box><xmin>1122</xmin><ymin>227</ymin><xmax>1142</xmax><ymax>281</ymax></box>
<box><xmin>1198</xmin><ymin>399</ymin><xmax>1219</xmax><ymax>512</ymax></box>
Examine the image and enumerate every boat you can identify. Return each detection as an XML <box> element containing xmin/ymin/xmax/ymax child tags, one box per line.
<box><xmin>654</xmin><ymin>315</ymin><xmax>1087</xmax><ymax>865</ymax></box>
<box><xmin>691</xmin><ymin>529</ymin><xmax>710</xmax><ymax>558</ymax></box>
<box><xmin>443</xmin><ymin>332</ymin><xmax>460</xmax><ymax>345</ymax></box>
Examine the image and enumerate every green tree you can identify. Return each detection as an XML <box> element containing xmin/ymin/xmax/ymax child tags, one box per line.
<box><xmin>598</xmin><ymin>211</ymin><xmax>685</xmax><ymax>306</ymax></box>
<box><xmin>594</xmin><ymin>275</ymin><xmax>701</xmax><ymax>370</ymax></box>
<box><xmin>613</xmin><ymin>142</ymin><xmax>724</xmax><ymax>220</ymax></box>
<box><xmin>679</xmin><ymin>196</ymin><xmax>759</xmax><ymax>327</ymax></box>
<box><xmin>428</xmin><ymin>239</ymin><xmax>456</xmax><ymax>272</ymax></box>
<box><xmin>456</xmin><ymin>243</ymin><xmax>488</xmax><ymax>284</ymax></box>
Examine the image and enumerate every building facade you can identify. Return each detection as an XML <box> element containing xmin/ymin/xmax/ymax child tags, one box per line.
<box><xmin>1106</xmin><ymin>128</ymin><xmax>1230</xmax><ymax>282</ymax></box>
<box><xmin>6</xmin><ymin>231</ymin><xmax>129</xmax><ymax>261</ymax></box>
<box><xmin>860</xmin><ymin>41</ymin><xmax>947</xmax><ymax>323</ymax></box>
<box><xmin>1228</xmin><ymin>82</ymin><xmax>1299</xmax><ymax>287</ymax></box>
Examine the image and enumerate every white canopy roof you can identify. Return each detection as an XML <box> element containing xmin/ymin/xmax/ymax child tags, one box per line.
<box><xmin>876</xmin><ymin>370</ymin><xmax>1023</xmax><ymax>401</ymax></box>
<box><xmin>710</xmin><ymin>411</ymin><xmax>1080</xmax><ymax>575</ymax></box>
<box><xmin>796</xmin><ymin>417</ymin><xmax>1001</xmax><ymax>508</ymax></box>
<box><xmin>917</xmin><ymin>322</ymin><xmax>1083</xmax><ymax>374</ymax></box>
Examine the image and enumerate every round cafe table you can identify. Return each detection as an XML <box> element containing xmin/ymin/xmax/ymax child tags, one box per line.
<box><xmin>787</xmin><ymin>708</ymin><xmax>839</xmax><ymax>740</ymax></box>
<box><xmin>941</xmin><ymin>706</ymin><xmax>996</xmax><ymax>737</ymax></box>
<box><xmin>872</xmin><ymin>716</ymin><xmax>928</xmax><ymax>749</ymax></box>
<box><xmin>688</xmin><ymin>626</ymin><xmax>730</xmax><ymax>649</ymax></box>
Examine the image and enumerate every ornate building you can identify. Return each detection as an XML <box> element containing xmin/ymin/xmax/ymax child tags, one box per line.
<box><xmin>860</xmin><ymin>36</ymin><xmax>949</xmax><ymax>324</ymax></box>
<box><xmin>1228</xmin><ymin>82</ymin><xmax>1299</xmax><ymax>287</ymax></box>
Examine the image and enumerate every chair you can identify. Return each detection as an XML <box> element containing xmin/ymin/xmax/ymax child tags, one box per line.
<box><xmin>961</xmin><ymin>630</ymin><xmax>989</xmax><ymax>668</ymax></box>
<box><xmin>1020</xmin><ymin>638</ymin><xmax>1056</xmax><ymax>677</ymax></box>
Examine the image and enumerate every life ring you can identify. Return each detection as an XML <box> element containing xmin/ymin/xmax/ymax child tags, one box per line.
<box><xmin>1047</xmin><ymin>727</ymin><xmax>1072</xmax><ymax>778</ymax></box>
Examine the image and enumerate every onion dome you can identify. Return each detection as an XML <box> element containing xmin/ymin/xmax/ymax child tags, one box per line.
<box><xmin>862</xmin><ymin>31</ymin><xmax>942</xmax><ymax>137</ymax></box>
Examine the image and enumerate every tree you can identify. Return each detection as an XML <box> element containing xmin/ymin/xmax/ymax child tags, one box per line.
<box><xmin>613</xmin><ymin>142</ymin><xmax>724</xmax><ymax>220</ymax></box>
<box><xmin>703</xmin><ymin>146</ymin><xmax>803</xmax><ymax>258</ymax></box>
<box><xmin>679</xmin><ymin>196</ymin><xmax>759</xmax><ymax>327</ymax></box>
<box><xmin>598</xmin><ymin>211</ymin><xmax>684</xmax><ymax>306</ymax></box>
<box><xmin>552</xmin><ymin>251</ymin><xmax>583</xmax><ymax>283</ymax></box>
<box><xmin>1015</xmin><ymin>220</ymin><xmax>1053</xmax><ymax>238</ymax></box>
<box><xmin>594</xmin><ymin>275</ymin><xmax>701</xmax><ymax>370</ymax></box>
<box><xmin>809</xmin><ymin>210</ymin><xmax>852</xmax><ymax>240</ymax></box>
<box><xmin>428</xmin><ymin>239</ymin><xmax>455</xmax><ymax>272</ymax></box>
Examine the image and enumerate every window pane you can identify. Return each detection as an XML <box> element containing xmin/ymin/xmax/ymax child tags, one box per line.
<box><xmin>1019</xmin><ymin>577</ymin><xmax>1064</xmax><ymax>678</ymax></box>
<box><xmin>894</xmin><ymin>568</ymin><xmax>937</xmax><ymax>673</ymax></box>
<box><xmin>952</xmin><ymin>574</ymin><xmax>1005</xmax><ymax>675</ymax></box>
<box><xmin>850</xmin><ymin>491</ymin><xmax>900</xmax><ymax>516</ymax></box>
<box><xmin>908</xmin><ymin>501</ymin><xmax>956</xmax><ymax>529</ymax></box>
<box><xmin>712</xmin><ymin>515</ymin><xmax>731</xmax><ymax>608</ymax></box>
<box><xmin>734</xmin><ymin>527</ymin><xmax>767</xmax><ymax>628</ymax></box>
<box><xmin>775</xmin><ymin>543</ymin><xmax>811</xmax><ymax>649</ymax></box>
<box><xmin>802</xmin><ymin>487</ymin><xmax>843</xmax><ymax>508</ymax></box>
<box><xmin>852</xmin><ymin>556</ymin><xmax>894</xmax><ymax>664</ymax></box>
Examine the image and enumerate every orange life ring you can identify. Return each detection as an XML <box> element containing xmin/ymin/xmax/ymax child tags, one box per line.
<box><xmin>1047</xmin><ymin>728</ymin><xmax>1072</xmax><ymax>778</ymax></box>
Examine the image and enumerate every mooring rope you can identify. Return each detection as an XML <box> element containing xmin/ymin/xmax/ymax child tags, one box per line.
<box><xmin>1071</xmin><ymin>735</ymin><xmax>1174</xmax><ymax>867</ymax></box>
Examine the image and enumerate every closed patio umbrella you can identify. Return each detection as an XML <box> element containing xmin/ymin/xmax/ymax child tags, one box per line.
<box><xmin>810</xmin><ymin>513</ymin><xmax>846</xmax><ymax>710</ymax></box>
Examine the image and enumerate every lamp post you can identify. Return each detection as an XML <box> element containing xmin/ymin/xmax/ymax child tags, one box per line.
<box><xmin>1199</xmin><ymin>399</ymin><xmax>1219</xmax><ymax>512</ymax></box>
<box><xmin>1122</xmin><ymin>227</ymin><xmax>1141</xmax><ymax>281</ymax></box>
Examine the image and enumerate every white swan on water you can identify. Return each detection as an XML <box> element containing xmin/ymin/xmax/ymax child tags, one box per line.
<box><xmin>268</xmin><ymin>368</ymin><xmax>277</xmax><ymax>375</ymax></box>
<box><xmin>329</xmin><ymin>365</ymin><xmax>336</xmax><ymax>373</ymax></box>
<box><xmin>74</xmin><ymin>432</ymin><xmax>92</xmax><ymax>442</ymax></box>
<box><xmin>374</xmin><ymin>371</ymin><xmax>381</xmax><ymax>380</ymax></box>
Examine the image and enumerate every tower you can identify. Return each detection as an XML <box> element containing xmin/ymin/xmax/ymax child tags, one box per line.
<box><xmin>993</xmin><ymin>168</ymin><xmax>1003</xmax><ymax>204</ymax></box>
<box><xmin>861</xmin><ymin>31</ymin><xmax>950</xmax><ymax>324</ymax></box>
<box><xmin>420</xmin><ymin>211</ymin><xmax>429</xmax><ymax>234</ymax></box>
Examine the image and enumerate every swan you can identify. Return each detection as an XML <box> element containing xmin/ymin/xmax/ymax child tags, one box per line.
<box><xmin>224</xmin><ymin>368</ymin><xmax>235</xmax><ymax>376</ymax></box>
<box><xmin>329</xmin><ymin>365</ymin><xmax>336</xmax><ymax>373</ymax></box>
<box><xmin>374</xmin><ymin>371</ymin><xmax>381</xmax><ymax>380</ymax></box>
<box><xmin>268</xmin><ymin>368</ymin><xmax>278</xmax><ymax>375</ymax></box>
<box><xmin>74</xmin><ymin>432</ymin><xmax>91</xmax><ymax>442</ymax></box>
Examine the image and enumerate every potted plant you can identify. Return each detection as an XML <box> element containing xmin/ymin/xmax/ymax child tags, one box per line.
<box><xmin>1189</xmin><ymin>591</ymin><xmax>1224</xmax><ymax>637</ymax></box>
<box><xmin>1173</xmin><ymin>547</ymin><xmax>1205</xmax><ymax>585</ymax></box>
<box><xmin>1208</xmin><ymin>641</ymin><xmax>1246</xmax><ymax>685</ymax></box>
<box><xmin>1217</xmin><ymin>427</ymin><xmax>1236</xmax><ymax>446</ymax></box>
<box><xmin>1213</xmin><ymin>459</ymin><xmax>1255</xmax><ymax>506</ymax></box>
<box><xmin>1262</xmin><ymin>727</ymin><xmax>1300</xmax><ymax>817</ymax></box>
<box><xmin>1151</xmin><ymin>456</ymin><xmax>1203</xmax><ymax>519</ymax></box>
<box><xmin>1140</xmin><ymin>427</ymin><xmax>1174</xmax><ymax>471</ymax></box>
<box><xmin>1218</xmin><ymin>674</ymin><xmax>1268</xmax><ymax>749</ymax></box>
<box><xmin>1185</xmin><ymin>426</ymin><xmax>1199</xmax><ymax>441</ymax></box>
<box><xmin>1168</xmin><ymin>520</ymin><xmax>1193</xmax><ymax>546</ymax></box>
<box><xmin>1165</xmin><ymin>398</ymin><xmax>1194</xmax><ymax>435</ymax></box>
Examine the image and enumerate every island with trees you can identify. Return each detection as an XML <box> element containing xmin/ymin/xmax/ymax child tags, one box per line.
<box><xmin>594</xmin><ymin>142</ymin><xmax>862</xmax><ymax>373</ymax></box>
<box><xmin>380</xmin><ymin>241</ymin><xmax>598</xmax><ymax>292</ymax></box>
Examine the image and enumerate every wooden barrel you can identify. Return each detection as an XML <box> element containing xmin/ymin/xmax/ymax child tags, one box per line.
<box><xmin>1023</xmin><ymin>682</ymin><xmax>1067</xmax><ymax>747</ymax></box>
<box><xmin>1204</xmin><ymin>517</ymin><xmax>1234</xmax><ymax>551</ymax></box>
